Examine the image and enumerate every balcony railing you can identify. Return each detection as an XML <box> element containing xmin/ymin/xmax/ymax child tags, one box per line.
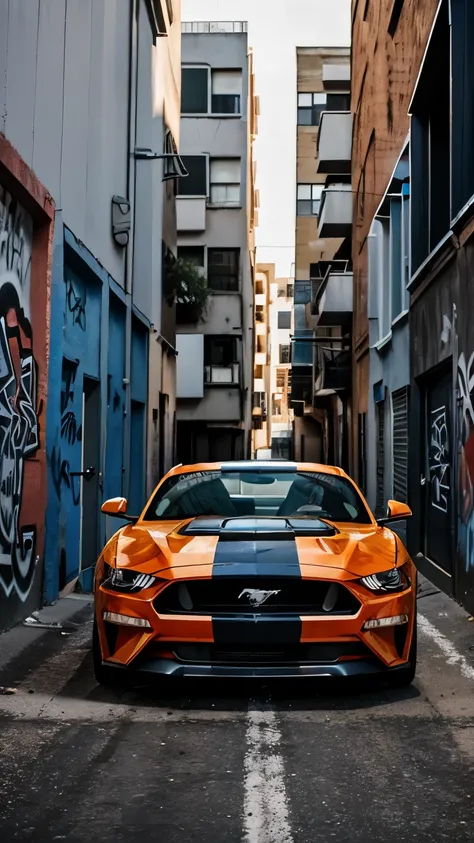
<box><xmin>182</xmin><ymin>21</ymin><xmax>248</xmax><ymax>33</ymax></box>
<box><xmin>204</xmin><ymin>363</ymin><xmax>240</xmax><ymax>385</ymax></box>
<box><xmin>317</xmin><ymin>111</ymin><xmax>352</xmax><ymax>174</ymax></box>
<box><xmin>318</xmin><ymin>184</ymin><xmax>352</xmax><ymax>238</ymax></box>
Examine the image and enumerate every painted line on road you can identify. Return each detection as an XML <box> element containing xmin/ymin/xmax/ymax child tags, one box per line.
<box><xmin>243</xmin><ymin>708</ymin><xmax>294</xmax><ymax>843</ymax></box>
<box><xmin>418</xmin><ymin>613</ymin><xmax>474</xmax><ymax>681</ymax></box>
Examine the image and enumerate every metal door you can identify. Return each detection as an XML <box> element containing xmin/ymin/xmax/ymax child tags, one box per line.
<box><xmin>80</xmin><ymin>377</ymin><xmax>100</xmax><ymax>574</ymax></box>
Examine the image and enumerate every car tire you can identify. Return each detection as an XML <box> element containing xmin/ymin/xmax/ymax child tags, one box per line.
<box><xmin>92</xmin><ymin>618</ymin><xmax>133</xmax><ymax>689</ymax></box>
<box><xmin>387</xmin><ymin>619</ymin><xmax>417</xmax><ymax>689</ymax></box>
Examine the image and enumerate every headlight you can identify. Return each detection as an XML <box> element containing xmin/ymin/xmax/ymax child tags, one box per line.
<box><xmin>102</xmin><ymin>564</ymin><xmax>159</xmax><ymax>593</ymax></box>
<box><xmin>360</xmin><ymin>566</ymin><xmax>410</xmax><ymax>593</ymax></box>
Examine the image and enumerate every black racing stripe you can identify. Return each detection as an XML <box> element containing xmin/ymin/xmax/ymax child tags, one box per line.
<box><xmin>212</xmin><ymin>536</ymin><xmax>302</xmax><ymax>646</ymax></box>
<box><xmin>212</xmin><ymin>538</ymin><xmax>301</xmax><ymax>578</ymax></box>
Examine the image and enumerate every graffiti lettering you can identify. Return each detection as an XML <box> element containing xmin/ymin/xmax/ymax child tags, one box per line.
<box><xmin>429</xmin><ymin>406</ymin><xmax>450</xmax><ymax>513</ymax></box>
<box><xmin>457</xmin><ymin>352</ymin><xmax>474</xmax><ymax>571</ymax></box>
<box><xmin>66</xmin><ymin>276</ymin><xmax>86</xmax><ymax>331</ymax></box>
<box><xmin>50</xmin><ymin>360</ymin><xmax>81</xmax><ymax>507</ymax></box>
<box><xmin>0</xmin><ymin>188</ymin><xmax>39</xmax><ymax>602</ymax></box>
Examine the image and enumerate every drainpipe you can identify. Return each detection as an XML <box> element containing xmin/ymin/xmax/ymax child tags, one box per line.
<box><xmin>122</xmin><ymin>0</ymin><xmax>139</xmax><ymax>499</ymax></box>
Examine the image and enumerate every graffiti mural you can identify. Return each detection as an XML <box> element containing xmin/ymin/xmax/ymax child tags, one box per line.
<box><xmin>429</xmin><ymin>406</ymin><xmax>450</xmax><ymax>513</ymax></box>
<box><xmin>457</xmin><ymin>351</ymin><xmax>474</xmax><ymax>571</ymax></box>
<box><xmin>0</xmin><ymin>187</ymin><xmax>39</xmax><ymax>602</ymax></box>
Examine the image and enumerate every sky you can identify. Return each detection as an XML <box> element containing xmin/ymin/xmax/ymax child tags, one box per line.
<box><xmin>181</xmin><ymin>0</ymin><xmax>351</xmax><ymax>276</ymax></box>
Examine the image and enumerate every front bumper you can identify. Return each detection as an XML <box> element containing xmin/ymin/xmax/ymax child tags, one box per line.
<box><xmin>100</xmin><ymin>655</ymin><xmax>413</xmax><ymax>680</ymax></box>
<box><xmin>95</xmin><ymin>575</ymin><xmax>416</xmax><ymax>678</ymax></box>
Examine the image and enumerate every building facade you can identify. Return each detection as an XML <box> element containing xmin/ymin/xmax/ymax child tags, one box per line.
<box><xmin>175</xmin><ymin>22</ymin><xmax>257</xmax><ymax>463</ymax></box>
<box><xmin>0</xmin><ymin>0</ymin><xmax>183</xmax><ymax>628</ymax></box>
<box><xmin>351</xmin><ymin>0</ymin><xmax>438</xmax><ymax>509</ymax></box>
<box><xmin>291</xmin><ymin>47</ymin><xmax>352</xmax><ymax>468</ymax></box>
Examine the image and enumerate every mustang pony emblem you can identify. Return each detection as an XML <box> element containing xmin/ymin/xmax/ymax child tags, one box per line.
<box><xmin>238</xmin><ymin>588</ymin><xmax>281</xmax><ymax>606</ymax></box>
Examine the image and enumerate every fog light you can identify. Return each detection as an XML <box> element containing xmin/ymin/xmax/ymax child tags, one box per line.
<box><xmin>363</xmin><ymin>614</ymin><xmax>408</xmax><ymax>630</ymax></box>
<box><xmin>103</xmin><ymin>611</ymin><xmax>152</xmax><ymax>629</ymax></box>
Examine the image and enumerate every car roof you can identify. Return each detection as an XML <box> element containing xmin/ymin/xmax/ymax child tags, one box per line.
<box><xmin>165</xmin><ymin>461</ymin><xmax>346</xmax><ymax>478</ymax></box>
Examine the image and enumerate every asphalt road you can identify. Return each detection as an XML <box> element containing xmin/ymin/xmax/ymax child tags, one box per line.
<box><xmin>0</xmin><ymin>582</ymin><xmax>473</xmax><ymax>843</ymax></box>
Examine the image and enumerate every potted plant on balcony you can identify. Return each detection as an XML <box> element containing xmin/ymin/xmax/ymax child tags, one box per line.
<box><xmin>163</xmin><ymin>254</ymin><xmax>210</xmax><ymax>323</ymax></box>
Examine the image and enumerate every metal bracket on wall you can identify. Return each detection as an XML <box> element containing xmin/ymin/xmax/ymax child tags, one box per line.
<box><xmin>133</xmin><ymin>148</ymin><xmax>189</xmax><ymax>181</ymax></box>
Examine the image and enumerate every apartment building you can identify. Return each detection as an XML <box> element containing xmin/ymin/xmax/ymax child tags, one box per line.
<box><xmin>175</xmin><ymin>22</ymin><xmax>257</xmax><ymax>463</ymax></box>
<box><xmin>291</xmin><ymin>47</ymin><xmax>352</xmax><ymax>468</ymax></box>
<box><xmin>251</xmin><ymin>264</ymin><xmax>294</xmax><ymax>459</ymax></box>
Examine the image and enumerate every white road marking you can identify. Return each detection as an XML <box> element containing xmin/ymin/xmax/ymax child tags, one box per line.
<box><xmin>243</xmin><ymin>709</ymin><xmax>294</xmax><ymax>843</ymax></box>
<box><xmin>418</xmin><ymin>613</ymin><xmax>474</xmax><ymax>681</ymax></box>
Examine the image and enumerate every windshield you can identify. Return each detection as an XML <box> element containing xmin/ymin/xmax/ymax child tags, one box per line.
<box><xmin>143</xmin><ymin>470</ymin><xmax>372</xmax><ymax>524</ymax></box>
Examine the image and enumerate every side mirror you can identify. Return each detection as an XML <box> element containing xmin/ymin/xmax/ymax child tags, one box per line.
<box><xmin>101</xmin><ymin>497</ymin><xmax>138</xmax><ymax>523</ymax></box>
<box><xmin>377</xmin><ymin>499</ymin><xmax>412</xmax><ymax>526</ymax></box>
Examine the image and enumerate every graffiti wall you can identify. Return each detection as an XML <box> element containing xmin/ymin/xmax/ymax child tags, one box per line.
<box><xmin>0</xmin><ymin>186</ymin><xmax>43</xmax><ymax>627</ymax></box>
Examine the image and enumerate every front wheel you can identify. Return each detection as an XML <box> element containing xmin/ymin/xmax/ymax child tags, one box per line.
<box><xmin>92</xmin><ymin>618</ymin><xmax>132</xmax><ymax>689</ymax></box>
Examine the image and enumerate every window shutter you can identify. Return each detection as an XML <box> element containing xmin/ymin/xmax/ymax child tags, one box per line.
<box><xmin>212</xmin><ymin>71</ymin><xmax>242</xmax><ymax>95</ymax></box>
<box><xmin>392</xmin><ymin>387</ymin><xmax>409</xmax><ymax>502</ymax></box>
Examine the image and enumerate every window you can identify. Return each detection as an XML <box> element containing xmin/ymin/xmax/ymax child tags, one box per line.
<box><xmin>212</xmin><ymin>70</ymin><xmax>242</xmax><ymax>114</ymax></box>
<box><xmin>208</xmin><ymin>249</ymin><xmax>239</xmax><ymax>291</ymax></box>
<box><xmin>144</xmin><ymin>469</ymin><xmax>372</xmax><ymax>522</ymax></box>
<box><xmin>297</xmin><ymin>92</ymin><xmax>350</xmax><ymax>125</ymax></box>
<box><xmin>204</xmin><ymin>336</ymin><xmax>237</xmax><ymax>366</ymax></box>
<box><xmin>210</xmin><ymin>158</ymin><xmax>241</xmax><ymax>206</ymax></box>
<box><xmin>255</xmin><ymin>306</ymin><xmax>265</xmax><ymax>323</ymax></box>
<box><xmin>278</xmin><ymin>311</ymin><xmax>291</xmax><ymax>329</ymax></box>
<box><xmin>177</xmin><ymin>156</ymin><xmax>207</xmax><ymax>195</ymax></box>
<box><xmin>181</xmin><ymin>67</ymin><xmax>208</xmax><ymax>114</ymax></box>
<box><xmin>181</xmin><ymin>66</ymin><xmax>242</xmax><ymax>115</ymax></box>
<box><xmin>286</xmin><ymin>283</ymin><xmax>294</xmax><ymax>298</ymax></box>
<box><xmin>298</xmin><ymin>93</ymin><xmax>327</xmax><ymax>126</ymax></box>
<box><xmin>276</xmin><ymin>368</ymin><xmax>288</xmax><ymax>390</ymax></box>
<box><xmin>279</xmin><ymin>344</ymin><xmax>290</xmax><ymax>364</ymax></box>
<box><xmin>297</xmin><ymin>184</ymin><xmax>324</xmax><ymax>216</ymax></box>
<box><xmin>272</xmin><ymin>394</ymin><xmax>282</xmax><ymax>416</ymax></box>
<box><xmin>177</xmin><ymin>246</ymin><xmax>205</xmax><ymax>267</ymax></box>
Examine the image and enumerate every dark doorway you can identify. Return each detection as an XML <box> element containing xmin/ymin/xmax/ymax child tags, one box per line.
<box><xmin>158</xmin><ymin>393</ymin><xmax>168</xmax><ymax>480</ymax></box>
<box><xmin>423</xmin><ymin>367</ymin><xmax>453</xmax><ymax>574</ymax></box>
<box><xmin>81</xmin><ymin>377</ymin><xmax>100</xmax><ymax>574</ymax></box>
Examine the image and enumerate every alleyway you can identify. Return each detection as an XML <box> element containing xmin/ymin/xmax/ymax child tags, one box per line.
<box><xmin>0</xmin><ymin>580</ymin><xmax>473</xmax><ymax>843</ymax></box>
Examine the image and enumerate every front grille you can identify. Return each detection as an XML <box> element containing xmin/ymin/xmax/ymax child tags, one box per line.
<box><xmin>154</xmin><ymin>578</ymin><xmax>361</xmax><ymax>616</ymax></box>
<box><xmin>170</xmin><ymin>641</ymin><xmax>372</xmax><ymax>665</ymax></box>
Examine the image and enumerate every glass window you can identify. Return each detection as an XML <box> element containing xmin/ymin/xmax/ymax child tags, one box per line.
<box><xmin>177</xmin><ymin>156</ymin><xmax>207</xmax><ymax>196</ymax></box>
<box><xmin>177</xmin><ymin>246</ymin><xmax>205</xmax><ymax>267</ymax></box>
<box><xmin>278</xmin><ymin>311</ymin><xmax>291</xmax><ymax>329</ymax></box>
<box><xmin>209</xmin><ymin>158</ymin><xmax>241</xmax><ymax>206</ymax></box>
<box><xmin>211</xmin><ymin>70</ymin><xmax>242</xmax><ymax>114</ymax></box>
<box><xmin>297</xmin><ymin>92</ymin><xmax>327</xmax><ymax>126</ymax></box>
<box><xmin>144</xmin><ymin>469</ymin><xmax>372</xmax><ymax>523</ymax></box>
<box><xmin>297</xmin><ymin>184</ymin><xmax>324</xmax><ymax>216</ymax></box>
<box><xmin>181</xmin><ymin>67</ymin><xmax>209</xmax><ymax>114</ymax></box>
<box><xmin>208</xmin><ymin>249</ymin><xmax>239</xmax><ymax>291</ymax></box>
<box><xmin>326</xmin><ymin>93</ymin><xmax>351</xmax><ymax>111</ymax></box>
<box><xmin>279</xmin><ymin>344</ymin><xmax>290</xmax><ymax>364</ymax></box>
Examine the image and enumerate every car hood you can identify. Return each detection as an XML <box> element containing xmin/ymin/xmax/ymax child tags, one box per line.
<box><xmin>111</xmin><ymin>516</ymin><xmax>401</xmax><ymax>580</ymax></box>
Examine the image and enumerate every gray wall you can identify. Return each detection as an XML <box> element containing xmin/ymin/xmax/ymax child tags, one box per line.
<box><xmin>0</xmin><ymin>0</ymin><xmax>130</xmax><ymax>286</ymax></box>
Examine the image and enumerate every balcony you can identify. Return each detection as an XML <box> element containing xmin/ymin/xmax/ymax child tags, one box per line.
<box><xmin>204</xmin><ymin>363</ymin><xmax>240</xmax><ymax>385</ymax></box>
<box><xmin>312</xmin><ymin>270</ymin><xmax>353</xmax><ymax>327</ymax></box>
<box><xmin>322</xmin><ymin>63</ymin><xmax>350</xmax><ymax>91</ymax></box>
<box><xmin>318</xmin><ymin>184</ymin><xmax>352</xmax><ymax>238</ymax></box>
<box><xmin>176</xmin><ymin>197</ymin><xmax>206</xmax><ymax>232</ymax></box>
<box><xmin>314</xmin><ymin>347</ymin><xmax>351</xmax><ymax>393</ymax></box>
<box><xmin>317</xmin><ymin>112</ymin><xmax>352</xmax><ymax>174</ymax></box>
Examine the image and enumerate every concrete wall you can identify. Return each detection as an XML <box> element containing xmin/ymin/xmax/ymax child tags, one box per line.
<box><xmin>0</xmin><ymin>135</ymin><xmax>54</xmax><ymax>631</ymax></box>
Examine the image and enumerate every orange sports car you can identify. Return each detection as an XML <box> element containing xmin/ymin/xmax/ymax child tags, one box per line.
<box><xmin>93</xmin><ymin>461</ymin><xmax>416</xmax><ymax>687</ymax></box>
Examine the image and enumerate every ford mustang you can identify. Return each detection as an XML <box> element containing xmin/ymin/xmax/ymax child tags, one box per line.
<box><xmin>93</xmin><ymin>461</ymin><xmax>416</xmax><ymax>687</ymax></box>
